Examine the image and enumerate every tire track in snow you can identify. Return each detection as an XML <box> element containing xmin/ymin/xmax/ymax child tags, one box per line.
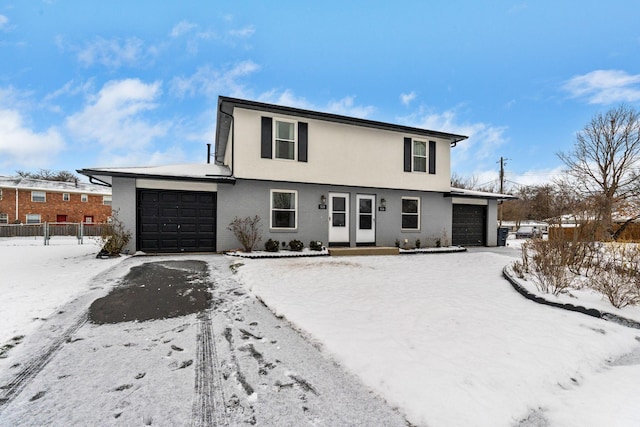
<box><xmin>192</xmin><ymin>309</ymin><xmax>228</xmax><ymax>426</ymax></box>
<box><xmin>0</xmin><ymin>314</ymin><xmax>88</xmax><ymax>412</ymax></box>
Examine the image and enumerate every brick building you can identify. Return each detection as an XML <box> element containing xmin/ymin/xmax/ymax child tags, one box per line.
<box><xmin>0</xmin><ymin>176</ymin><xmax>112</xmax><ymax>224</ymax></box>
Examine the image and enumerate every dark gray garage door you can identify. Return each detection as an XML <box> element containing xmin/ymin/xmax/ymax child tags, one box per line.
<box><xmin>137</xmin><ymin>189</ymin><xmax>216</xmax><ymax>253</ymax></box>
<box><xmin>452</xmin><ymin>204</ymin><xmax>486</xmax><ymax>246</ymax></box>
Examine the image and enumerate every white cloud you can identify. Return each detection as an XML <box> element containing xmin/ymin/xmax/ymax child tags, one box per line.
<box><xmin>66</xmin><ymin>79</ymin><xmax>169</xmax><ymax>151</ymax></box>
<box><xmin>326</xmin><ymin>96</ymin><xmax>375</xmax><ymax>118</ymax></box>
<box><xmin>562</xmin><ymin>69</ymin><xmax>640</xmax><ymax>104</ymax></box>
<box><xmin>170</xmin><ymin>61</ymin><xmax>260</xmax><ymax>99</ymax></box>
<box><xmin>257</xmin><ymin>90</ymin><xmax>376</xmax><ymax>119</ymax></box>
<box><xmin>77</xmin><ymin>37</ymin><xmax>151</xmax><ymax>69</ymax></box>
<box><xmin>0</xmin><ymin>14</ymin><xmax>8</xmax><ymax>30</ymax></box>
<box><xmin>0</xmin><ymin>109</ymin><xmax>65</xmax><ymax>170</ymax></box>
<box><xmin>400</xmin><ymin>91</ymin><xmax>417</xmax><ymax>106</ymax></box>
<box><xmin>43</xmin><ymin>79</ymin><xmax>95</xmax><ymax>111</ymax></box>
<box><xmin>170</xmin><ymin>20</ymin><xmax>198</xmax><ymax>38</ymax></box>
<box><xmin>257</xmin><ymin>89</ymin><xmax>315</xmax><ymax>109</ymax></box>
<box><xmin>229</xmin><ymin>25</ymin><xmax>255</xmax><ymax>38</ymax></box>
<box><xmin>401</xmin><ymin>107</ymin><xmax>508</xmax><ymax>173</ymax></box>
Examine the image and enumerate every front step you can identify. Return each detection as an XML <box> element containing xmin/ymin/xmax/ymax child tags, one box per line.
<box><xmin>328</xmin><ymin>246</ymin><xmax>399</xmax><ymax>257</ymax></box>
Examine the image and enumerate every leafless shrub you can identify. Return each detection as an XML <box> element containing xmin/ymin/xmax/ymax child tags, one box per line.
<box><xmin>97</xmin><ymin>209</ymin><xmax>131</xmax><ymax>256</ymax></box>
<box><xmin>511</xmin><ymin>260</ymin><xmax>526</xmax><ymax>279</ymax></box>
<box><xmin>525</xmin><ymin>239</ymin><xmax>575</xmax><ymax>296</ymax></box>
<box><xmin>566</xmin><ymin>241</ymin><xmax>603</xmax><ymax>277</ymax></box>
<box><xmin>587</xmin><ymin>243</ymin><xmax>640</xmax><ymax>308</ymax></box>
<box><xmin>227</xmin><ymin>215</ymin><xmax>262</xmax><ymax>252</ymax></box>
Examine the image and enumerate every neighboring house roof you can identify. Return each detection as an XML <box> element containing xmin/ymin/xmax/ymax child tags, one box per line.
<box><xmin>77</xmin><ymin>163</ymin><xmax>234</xmax><ymax>186</ymax></box>
<box><xmin>215</xmin><ymin>96</ymin><xmax>469</xmax><ymax>166</ymax></box>
<box><xmin>449</xmin><ymin>187</ymin><xmax>517</xmax><ymax>201</ymax></box>
<box><xmin>0</xmin><ymin>176</ymin><xmax>111</xmax><ymax>195</ymax></box>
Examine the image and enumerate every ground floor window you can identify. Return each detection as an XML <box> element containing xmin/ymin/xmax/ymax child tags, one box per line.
<box><xmin>0</xmin><ymin>213</ymin><xmax>8</xmax><ymax>224</ymax></box>
<box><xmin>271</xmin><ymin>189</ymin><xmax>297</xmax><ymax>229</ymax></box>
<box><xmin>401</xmin><ymin>197</ymin><xmax>420</xmax><ymax>230</ymax></box>
<box><xmin>26</xmin><ymin>214</ymin><xmax>41</xmax><ymax>224</ymax></box>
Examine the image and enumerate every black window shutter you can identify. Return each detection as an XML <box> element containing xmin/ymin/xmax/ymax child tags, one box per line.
<box><xmin>404</xmin><ymin>137</ymin><xmax>412</xmax><ymax>172</ymax></box>
<box><xmin>261</xmin><ymin>116</ymin><xmax>272</xmax><ymax>159</ymax></box>
<box><xmin>298</xmin><ymin>122</ymin><xmax>308</xmax><ymax>162</ymax></box>
<box><xmin>429</xmin><ymin>141</ymin><xmax>436</xmax><ymax>174</ymax></box>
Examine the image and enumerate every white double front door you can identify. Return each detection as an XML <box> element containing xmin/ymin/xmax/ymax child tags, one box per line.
<box><xmin>328</xmin><ymin>193</ymin><xmax>375</xmax><ymax>245</ymax></box>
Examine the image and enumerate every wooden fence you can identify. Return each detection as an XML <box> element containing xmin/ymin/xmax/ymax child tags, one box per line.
<box><xmin>0</xmin><ymin>223</ymin><xmax>111</xmax><ymax>239</ymax></box>
<box><xmin>549</xmin><ymin>223</ymin><xmax>640</xmax><ymax>242</ymax></box>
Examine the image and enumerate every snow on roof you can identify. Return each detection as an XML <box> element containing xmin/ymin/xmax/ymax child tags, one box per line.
<box><xmin>77</xmin><ymin>163</ymin><xmax>233</xmax><ymax>186</ymax></box>
<box><xmin>450</xmin><ymin>187</ymin><xmax>517</xmax><ymax>200</ymax></box>
<box><xmin>0</xmin><ymin>176</ymin><xmax>111</xmax><ymax>195</ymax></box>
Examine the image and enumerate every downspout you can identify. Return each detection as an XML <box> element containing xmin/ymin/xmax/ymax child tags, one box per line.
<box><xmin>218</xmin><ymin>104</ymin><xmax>235</xmax><ymax>176</ymax></box>
<box><xmin>15</xmin><ymin>188</ymin><xmax>18</xmax><ymax>223</ymax></box>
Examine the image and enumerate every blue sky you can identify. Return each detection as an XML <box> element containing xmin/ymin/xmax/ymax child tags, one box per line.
<box><xmin>1</xmin><ymin>1</ymin><xmax>639</xmax><ymax>189</ymax></box>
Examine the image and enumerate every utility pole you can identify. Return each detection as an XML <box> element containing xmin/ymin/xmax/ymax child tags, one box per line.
<box><xmin>498</xmin><ymin>157</ymin><xmax>506</xmax><ymax>226</ymax></box>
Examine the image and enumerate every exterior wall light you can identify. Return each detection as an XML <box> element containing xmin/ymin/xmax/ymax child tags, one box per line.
<box><xmin>379</xmin><ymin>198</ymin><xmax>386</xmax><ymax>211</ymax></box>
<box><xmin>319</xmin><ymin>194</ymin><xmax>327</xmax><ymax>210</ymax></box>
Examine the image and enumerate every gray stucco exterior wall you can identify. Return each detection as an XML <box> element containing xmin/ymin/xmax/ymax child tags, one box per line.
<box><xmin>108</xmin><ymin>176</ymin><xmax>470</xmax><ymax>253</ymax></box>
<box><xmin>111</xmin><ymin>176</ymin><xmax>137</xmax><ymax>254</ymax></box>
<box><xmin>486</xmin><ymin>199</ymin><xmax>498</xmax><ymax>246</ymax></box>
<box><xmin>217</xmin><ymin>179</ymin><xmax>453</xmax><ymax>251</ymax></box>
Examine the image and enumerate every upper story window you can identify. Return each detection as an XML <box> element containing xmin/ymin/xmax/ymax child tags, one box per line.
<box><xmin>404</xmin><ymin>138</ymin><xmax>436</xmax><ymax>174</ymax></box>
<box><xmin>81</xmin><ymin>194</ymin><xmax>88</xmax><ymax>202</ymax></box>
<box><xmin>270</xmin><ymin>189</ymin><xmax>297</xmax><ymax>230</ymax></box>
<box><xmin>413</xmin><ymin>140</ymin><xmax>427</xmax><ymax>172</ymax></box>
<box><xmin>261</xmin><ymin>117</ymin><xmax>308</xmax><ymax>162</ymax></box>
<box><xmin>62</xmin><ymin>193</ymin><xmax>70</xmax><ymax>201</ymax></box>
<box><xmin>31</xmin><ymin>191</ymin><xmax>46</xmax><ymax>202</ymax></box>
<box><xmin>26</xmin><ymin>214</ymin><xmax>41</xmax><ymax>224</ymax></box>
<box><xmin>0</xmin><ymin>189</ymin><xmax>3</xmax><ymax>200</ymax></box>
<box><xmin>275</xmin><ymin>120</ymin><xmax>296</xmax><ymax>160</ymax></box>
<box><xmin>103</xmin><ymin>195</ymin><xmax>112</xmax><ymax>206</ymax></box>
<box><xmin>401</xmin><ymin>197</ymin><xmax>420</xmax><ymax>230</ymax></box>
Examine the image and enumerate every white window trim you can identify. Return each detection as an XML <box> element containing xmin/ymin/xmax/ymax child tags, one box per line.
<box><xmin>401</xmin><ymin>196</ymin><xmax>421</xmax><ymax>231</ymax></box>
<box><xmin>0</xmin><ymin>213</ymin><xmax>8</xmax><ymax>224</ymax></box>
<box><xmin>103</xmin><ymin>195</ymin><xmax>112</xmax><ymax>206</ymax></box>
<box><xmin>31</xmin><ymin>191</ymin><xmax>46</xmax><ymax>203</ymax></box>
<box><xmin>81</xmin><ymin>194</ymin><xmax>88</xmax><ymax>202</ymax></box>
<box><xmin>0</xmin><ymin>189</ymin><xmax>3</xmax><ymax>200</ymax></box>
<box><xmin>273</xmin><ymin>118</ymin><xmax>297</xmax><ymax>161</ymax></box>
<box><xmin>26</xmin><ymin>213</ymin><xmax>41</xmax><ymax>224</ymax></box>
<box><xmin>270</xmin><ymin>189</ymin><xmax>298</xmax><ymax>230</ymax></box>
<box><xmin>412</xmin><ymin>140</ymin><xmax>427</xmax><ymax>173</ymax></box>
<box><xmin>62</xmin><ymin>193</ymin><xmax>70</xmax><ymax>201</ymax></box>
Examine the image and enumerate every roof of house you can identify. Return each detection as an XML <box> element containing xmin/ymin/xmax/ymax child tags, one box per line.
<box><xmin>449</xmin><ymin>187</ymin><xmax>518</xmax><ymax>201</ymax></box>
<box><xmin>215</xmin><ymin>96</ymin><xmax>469</xmax><ymax>165</ymax></box>
<box><xmin>77</xmin><ymin>163</ymin><xmax>234</xmax><ymax>186</ymax></box>
<box><xmin>0</xmin><ymin>176</ymin><xmax>111</xmax><ymax>195</ymax></box>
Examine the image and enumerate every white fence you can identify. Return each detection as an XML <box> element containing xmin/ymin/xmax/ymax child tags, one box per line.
<box><xmin>0</xmin><ymin>223</ymin><xmax>111</xmax><ymax>244</ymax></box>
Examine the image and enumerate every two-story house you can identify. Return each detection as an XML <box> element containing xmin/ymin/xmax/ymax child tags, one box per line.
<box><xmin>78</xmin><ymin>96</ymin><xmax>509</xmax><ymax>253</ymax></box>
<box><xmin>0</xmin><ymin>176</ymin><xmax>112</xmax><ymax>225</ymax></box>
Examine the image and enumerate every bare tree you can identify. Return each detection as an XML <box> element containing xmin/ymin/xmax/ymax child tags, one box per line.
<box><xmin>450</xmin><ymin>172</ymin><xmax>479</xmax><ymax>189</ymax></box>
<box><xmin>16</xmin><ymin>169</ymin><xmax>78</xmax><ymax>183</ymax></box>
<box><xmin>557</xmin><ymin>104</ymin><xmax>640</xmax><ymax>240</ymax></box>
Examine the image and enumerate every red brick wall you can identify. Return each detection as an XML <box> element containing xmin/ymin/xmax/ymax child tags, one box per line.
<box><xmin>0</xmin><ymin>187</ymin><xmax>111</xmax><ymax>224</ymax></box>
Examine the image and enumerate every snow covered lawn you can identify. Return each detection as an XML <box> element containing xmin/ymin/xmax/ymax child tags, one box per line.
<box><xmin>2</xmin><ymin>237</ymin><xmax>640</xmax><ymax>426</ymax></box>
<box><xmin>0</xmin><ymin>237</ymin><xmax>125</xmax><ymax>345</ymax></box>
<box><xmin>235</xmin><ymin>250</ymin><xmax>640</xmax><ymax>427</ymax></box>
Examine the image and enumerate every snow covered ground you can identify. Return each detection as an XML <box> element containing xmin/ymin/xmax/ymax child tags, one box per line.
<box><xmin>234</xmin><ymin>248</ymin><xmax>640</xmax><ymax>427</ymax></box>
<box><xmin>1</xmin><ymin>236</ymin><xmax>640</xmax><ymax>426</ymax></box>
